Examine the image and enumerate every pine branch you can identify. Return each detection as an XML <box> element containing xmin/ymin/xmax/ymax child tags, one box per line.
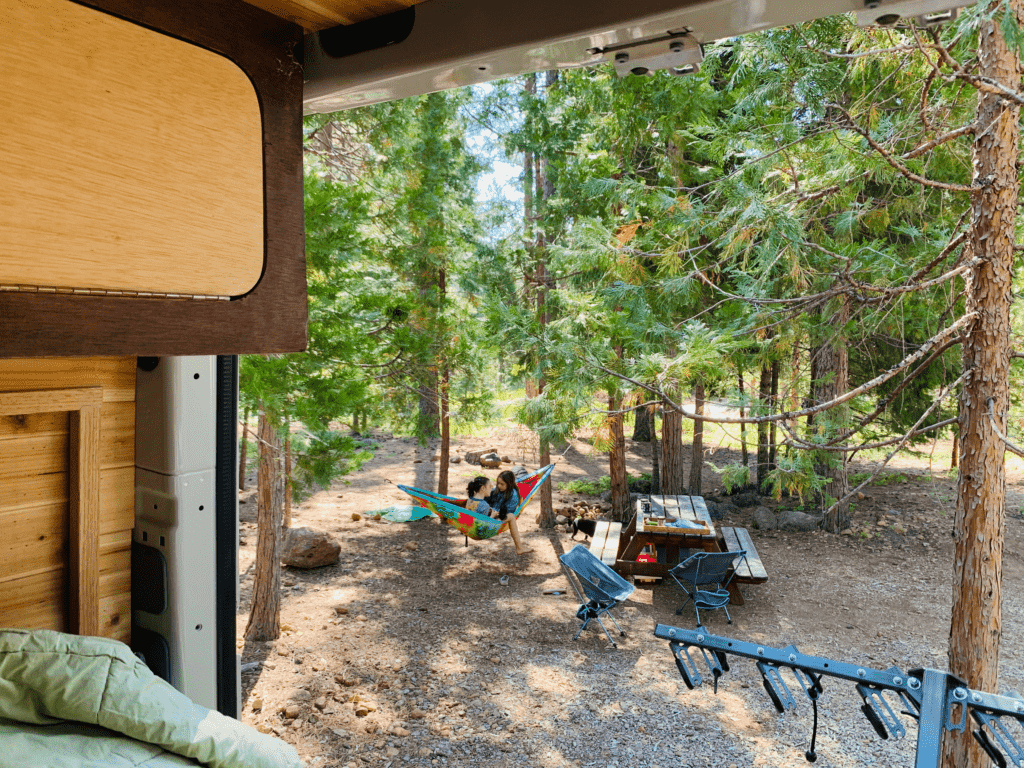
<box><xmin>587</xmin><ymin>312</ymin><xmax>975</xmax><ymax>426</ymax></box>
<box><xmin>832</xmin><ymin>104</ymin><xmax>976</xmax><ymax>194</ymax></box>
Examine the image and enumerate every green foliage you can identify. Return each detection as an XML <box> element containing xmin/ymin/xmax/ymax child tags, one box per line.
<box><xmin>707</xmin><ymin>462</ymin><xmax>752</xmax><ymax>494</ymax></box>
<box><xmin>559</xmin><ymin>476</ymin><xmax>612</xmax><ymax>495</ymax></box>
<box><xmin>763</xmin><ymin>454</ymin><xmax>829</xmax><ymax>505</ymax></box>
<box><xmin>289</xmin><ymin>430</ymin><xmax>373</xmax><ymax>501</ymax></box>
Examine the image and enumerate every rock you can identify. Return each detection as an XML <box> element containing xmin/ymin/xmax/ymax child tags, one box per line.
<box><xmin>479</xmin><ymin>452</ymin><xmax>502</xmax><ymax>468</ymax></box>
<box><xmin>404</xmin><ymin>541</ymin><xmax>419</xmax><ymax>551</ymax></box>
<box><xmin>716</xmin><ymin>501</ymin><xmax>741</xmax><ymax>518</ymax></box>
<box><xmin>841</xmin><ymin>528</ymin><xmax>854</xmax><ymax>536</ymax></box>
<box><xmin>333</xmin><ymin>605</ymin><xmax>349</xmax><ymax>615</ymax></box>
<box><xmin>555</xmin><ymin>515</ymin><xmax>570</xmax><ymax>526</ymax></box>
<box><xmin>729</xmin><ymin>491</ymin><xmax>762</xmax><ymax>508</ymax></box>
<box><xmin>283</xmin><ymin>704</ymin><xmax>301</xmax><ymax>719</ymax></box>
<box><xmin>290</xmin><ymin>689</ymin><xmax>312</xmax><ymax>702</ymax></box>
<box><xmin>251</xmin><ymin>697</ymin><xmax>263</xmax><ymax>711</ymax></box>
<box><xmin>752</xmin><ymin>506</ymin><xmax>778</xmax><ymax>531</ymax></box>
<box><xmin>390</xmin><ymin>725</ymin><xmax>411</xmax><ymax>737</ymax></box>
<box><xmin>410</xmin><ymin>709</ymin><xmax>426</xmax><ymax>719</ymax></box>
<box><xmin>777</xmin><ymin>509</ymin><xmax>821</xmax><ymax>532</ymax></box>
<box><xmin>450</xmin><ymin>456</ymin><xmax>462</xmax><ymax>464</ymax></box>
<box><xmin>281</xmin><ymin>527</ymin><xmax>340</xmax><ymax>569</ymax></box>
<box><xmin>356</xmin><ymin>614</ymin><xmax>368</xmax><ymax>622</ymax></box>
<box><xmin>350</xmin><ymin>513</ymin><xmax>362</xmax><ymax>521</ymax></box>
<box><xmin>856</xmin><ymin>492</ymin><xmax>866</xmax><ymax>500</ymax></box>
<box><xmin>704</xmin><ymin>499</ymin><xmax>725</xmax><ymax>521</ymax></box>
<box><xmin>501</xmin><ymin>455</ymin><xmax>511</xmax><ymax>463</ymax></box>
<box><xmin>315</xmin><ymin>697</ymin><xmax>327</xmax><ymax>710</ymax></box>
<box><xmin>464</xmin><ymin>448</ymin><xmax>498</xmax><ymax>464</ymax></box>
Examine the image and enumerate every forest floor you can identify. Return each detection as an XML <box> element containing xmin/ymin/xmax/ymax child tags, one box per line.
<box><xmin>235</xmin><ymin>426</ymin><xmax>1024</xmax><ymax>768</ymax></box>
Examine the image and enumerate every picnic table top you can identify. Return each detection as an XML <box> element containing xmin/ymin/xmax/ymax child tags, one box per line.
<box><xmin>637</xmin><ymin>495</ymin><xmax>717</xmax><ymax>540</ymax></box>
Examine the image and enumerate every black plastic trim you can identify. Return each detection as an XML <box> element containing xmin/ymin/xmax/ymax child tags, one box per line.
<box><xmin>317</xmin><ymin>6</ymin><xmax>415</xmax><ymax>58</ymax></box>
<box><xmin>215</xmin><ymin>354</ymin><xmax>239</xmax><ymax>717</ymax></box>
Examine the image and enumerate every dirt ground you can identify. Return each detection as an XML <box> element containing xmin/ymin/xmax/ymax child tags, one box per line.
<box><xmin>235</xmin><ymin>429</ymin><xmax>1024</xmax><ymax>768</ymax></box>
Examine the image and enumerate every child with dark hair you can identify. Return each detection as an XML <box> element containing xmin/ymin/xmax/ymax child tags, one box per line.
<box><xmin>466</xmin><ymin>475</ymin><xmax>493</xmax><ymax>517</ymax></box>
<box><xmin>486</xmin><ymin>469</ymin><xmax>532</xmax><ymax>555</ymax></box>
<box><xmin>486</xmin><ymin>470</ymin><xmax>520</xmax><ymax>520</ymax></box>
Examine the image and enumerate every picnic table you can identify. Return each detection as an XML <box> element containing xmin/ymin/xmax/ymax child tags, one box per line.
<box><xmin>590</xmin><ymin>495</ymin><xmax>768</xmax><ymax>605</ymax></box>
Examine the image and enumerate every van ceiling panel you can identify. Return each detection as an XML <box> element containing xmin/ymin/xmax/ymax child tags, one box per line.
<box><xmin>302</xmin><ymin>0</ymin><xmax>869</xmax><ymax>112</ymax></box>
<box><xmin>243</xmin><ymin>0</ymin><xmax>426</xmax><ymax>30</ymax></box>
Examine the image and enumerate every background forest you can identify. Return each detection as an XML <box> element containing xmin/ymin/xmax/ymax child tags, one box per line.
<box><xmin>240</xmin><ymin>6</ymin><xmax>1024</xmax><ymax>765</ymax></box>
<box><xmin>245</xmin><ymin>7</ymin><xmax>1023</xmax><ymax>526</ymax></box>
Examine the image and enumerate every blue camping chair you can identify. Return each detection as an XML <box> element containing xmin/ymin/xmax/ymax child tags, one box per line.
<box><xmin>669</xmin><ymin>550</ymin><xmax>747</xmax><ymax>626</ymax></box>
<box><xmin>559</xmin><ymin>544</ymin><xmax>635</xmax><ymax>647</ymax></box>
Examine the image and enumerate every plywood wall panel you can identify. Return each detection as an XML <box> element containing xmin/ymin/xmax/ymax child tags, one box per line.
<box><xmin>0</xmin><ymin>357</ymin><xmax>134</xmax><ymax>640</ymax></box>
<box><xmin>0</xmin><ymin>358</ymin><xmax>136</xmax><ymax>399</ymax></box>
<box><xmin>0</xmin><ymin>570</ymin><xmax>67</xmax><ymax>632</ymax></box>
<box><xmin>0</xmin><ymin>433</ymin><xmax>70</xmax><ymax>482</ymax></box>
<box><xmin>101</xmin><ymin>402</ymin><xmax>135</xmax><ymax>469</ymax></box>
<box><xmin>100</xmin><ymin>467</ymin><xmax>135</xmax><ymax>537</ymax></box>
<box><xmin>2</xmin><ymin>502</ymin><xmax>69</xmax><ymax>579</ymax></box>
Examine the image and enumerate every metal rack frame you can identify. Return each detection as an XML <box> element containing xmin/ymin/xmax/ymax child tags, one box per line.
<box><xmin>655</xmin><ymin>623</ymin><xmax>1024</xmax><ymax>767</ymax></box>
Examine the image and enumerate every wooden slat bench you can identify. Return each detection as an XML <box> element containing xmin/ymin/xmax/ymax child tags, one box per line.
<box><xmin>589</xmin><ymin>520</ymin><xmax>623</xmax><ymax>568</ymax></box>
<box><xmin>719</xmin><ymin>526</ymin><xmax>769</xmax><ymax>584</ymax></box>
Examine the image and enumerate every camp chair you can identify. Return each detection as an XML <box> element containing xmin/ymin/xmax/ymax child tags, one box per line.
<box><xmin>669</xmin><ymin>550</ymin><xmax>747</xmax><ymax>627</ymax></box>
<box><xmin>559</xmin><ymin>544</ymin><xmax>635</xmax><ymax>648</ymax></box>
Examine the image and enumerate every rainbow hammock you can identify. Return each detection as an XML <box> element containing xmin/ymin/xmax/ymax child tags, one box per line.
<box><xmin>398</xmin><ymin>464</ymin><xmax>555</xmax><ymax>541</ymax></box>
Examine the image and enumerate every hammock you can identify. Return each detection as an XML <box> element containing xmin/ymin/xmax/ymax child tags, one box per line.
<box><xmin>398</xmin><ymin>464</ymin><xmax>555</xmax><ymax>542</ymax></box>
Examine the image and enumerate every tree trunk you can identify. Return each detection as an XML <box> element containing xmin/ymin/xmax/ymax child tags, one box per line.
<box><xmin>283</xmin><ymin>435</ymin><xmax>292</xmax><ymax>530</ymax></box>
<box><xmin>650</xmin><ymin>406</ymin><xmax>660</xmax><ymax>494</ymax></box>
<box><xmin>238</xmin><ymin>408</ymin><xmax>250</xmax><ymax>491</ymax></box>
<box><xmin>812</xmin><ymin>299</ymin><xmax>850</xmax><ymax>533</ymax></box>
<box><xmin>661</xmin><ymin>401</ymin><xmax>685</xmax><ymax>494</ymax></box>
<box><xmin>687</xmin><ymin>381</ymin><xmax>705</xmax><ymax>497</ymax></box>
<box><xmin>438</xmin><ymin>370</ymin><xmax>450</xmax><ymax>495</ymax></box>
<box><xmin>245</xmin><ymin>407</ymin><xmax>283</xmax><ymax>642</ymax></box>
<box><xmin>769</xmin><ymin>360</ymin><xmax>780</xmax><ymax>472</ymax></box>
<box><xmin>608</xmin><ymin>394</ymin><xmax>629</xmax><ymax>522</ymax></box>
<box><xmin>941</xmin><ymin>9</ymin><xmax>1019</xmax><ymax>765</ymax></box>
<box><xmin>950</xmin><ymin>430</ymin><xmax>959</xmax><ymax>471</ymax></box>
<box><xmin>633</xmin><ymin>405</ymin><xmax>652</xmax><ymax>443</ymax></box>
<box><xmin>757</xmin><ymin>363</ymin><xmax>772</xmax><ymax>493</ymax></box>
<box><xmin>738</xmin><ymin>369</ymin><xmax>748</xmax><ymax>469</ymax></box>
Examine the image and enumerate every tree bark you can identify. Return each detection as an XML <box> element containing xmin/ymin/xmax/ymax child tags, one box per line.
<box><xmin>769</xmin><ymin>359</ymin><xmax>779</xmax><ymax>472</ymax></box>
<box><xmin>812</xmin><ymin>299</ymin><xmax>851</xmax><ymax>533</ymax></box>
<box><xmin>438</xmin><ymin>370</ymin><xmax>450</xmax><ymax>495</ymax></box>
<box><xmin>942</xmin><ymin>9</ymin><xmax>1019</xmax><ymax>765</ymax></box>
<box><xmin>650</xmin><ymin>406</ymin><xmax>660</xmax><ymax>494</ymax></box>
<box><xmin>687</xmin><ymin>381</ymin><xmax>705</xmax><ymax>496</ymax></box>
<box><xmin>238</xmin><ymin>407</ymin><xmax>250</xmax><ymax>491</ymax></box>
<box><xmin>245</xmin><ymin>407</ymin><xmax>283</xmax><ymax>642</ymax></box>
<box><xmin>757</xmin><ymin>363</ymin><xmax>771</xmax><ymax>493</ymax></box>
<box><xmin>608</xmin><ymin>394</ymin><xmax>630</xmax><ymax>522</ymax></box>
<box><xmin>738</xmin><ymin>369</ymin><xmax>748</xmax><ymax>469</ymax></box>
<box><xmin>661</xmin><ymin>400</ymin><xmax>685</xmax><ymax>494</ymax></box>
<box><xmin>633</xmin><ymin>405</ymin><xmax>652</xmax><ymax>443</ymax></box>
<box><xmin>662</xmin><ymin>413</ymin><xmax>683</xmax><ymax>493</ymax></box>
<box><xmin>283</xmin><ymin>435</ymin><xmax>292</xmax><ymax>530</ymax></box>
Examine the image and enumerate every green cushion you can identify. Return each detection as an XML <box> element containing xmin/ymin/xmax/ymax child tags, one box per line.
<box><xmin>0</xmin><ymin>629</ymin><xmax>301</xmax><ymax>768</ymax></box>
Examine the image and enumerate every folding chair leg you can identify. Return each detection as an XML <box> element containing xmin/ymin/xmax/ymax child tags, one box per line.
<box><xmin>605</xmin><ymin>611</ymin><xmax>627</xmax><ymax>637</ymax></box>
<box><xmin>594</xmin><ymin>616</ymin><xmax>617</xmax><ymax>648</ymax></box>
<box><xmin>723</xmin><ymin>605</ymin><xmax>733</xmax><ymax>624</ymax></box>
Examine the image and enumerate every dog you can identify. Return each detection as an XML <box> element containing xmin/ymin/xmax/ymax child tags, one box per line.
<box><xmin>569</xmin><ymin>515</ymin><xmax>597</xmax><ymax>541</ymax></box>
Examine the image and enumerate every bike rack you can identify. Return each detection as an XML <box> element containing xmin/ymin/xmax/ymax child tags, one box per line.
<box><xmin>655</xmin><ymin>623</ymin><xmax>1024</xmax><ymax>767</ymax></box>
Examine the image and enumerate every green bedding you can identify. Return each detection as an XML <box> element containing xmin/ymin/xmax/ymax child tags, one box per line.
<box><xmin>0</xmin><ymin>629</ymin><xmax>302</xmax><ymax>768</ymax></box>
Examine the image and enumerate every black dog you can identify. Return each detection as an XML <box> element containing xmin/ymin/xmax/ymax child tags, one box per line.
<box><xmin>569</xmin><ymin>515</ymin><xmax>597</xmax><ymax>540</ymax></box>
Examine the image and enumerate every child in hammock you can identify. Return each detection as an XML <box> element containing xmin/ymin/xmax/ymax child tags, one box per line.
<box><xmin>466</xmin><ymin>476</ymin><xmax>495</xmax><ymax>517</ymax></box>
<box><xmin>485</xmin><ymin>469</ymin><xmax>521</xmax><ymax>521</ymax></box>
